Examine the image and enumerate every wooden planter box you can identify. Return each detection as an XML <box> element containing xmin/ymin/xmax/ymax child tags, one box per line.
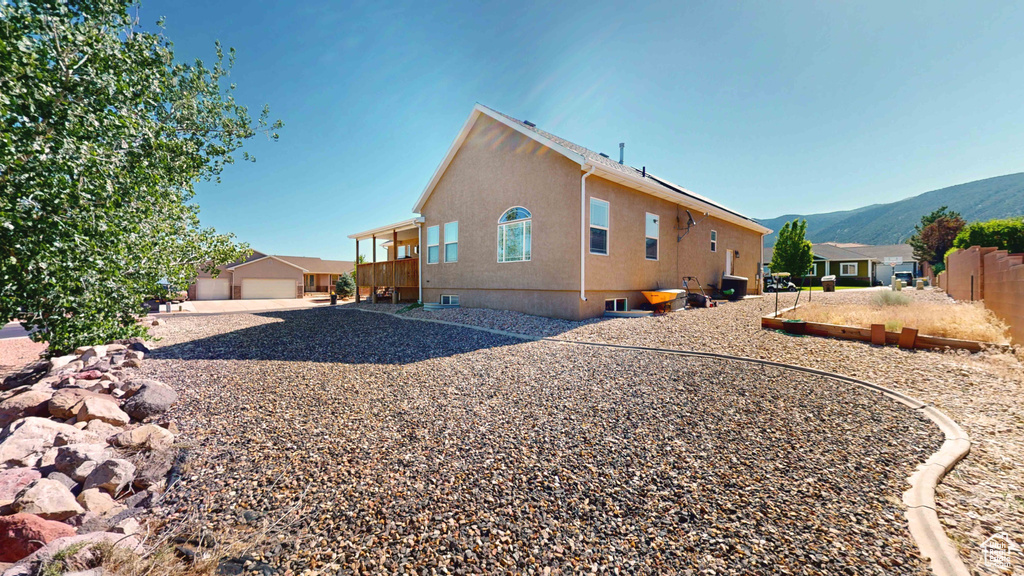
<box><xmin>762</xmin><ymin>306</ymin><xmax>1012</xmax><ymax>353</ymax></box>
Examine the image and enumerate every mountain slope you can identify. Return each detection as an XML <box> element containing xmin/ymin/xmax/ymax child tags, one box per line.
<box><xmin>760</xmin><ymin>172</ymin><xmax>1024</xmax><ymax>246</ymax></box>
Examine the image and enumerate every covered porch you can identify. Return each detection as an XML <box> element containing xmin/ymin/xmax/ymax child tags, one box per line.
<box><xmin>348</xmin><ymin>217</ymin><xmax>422</xmax><ymax>304</ymax></box>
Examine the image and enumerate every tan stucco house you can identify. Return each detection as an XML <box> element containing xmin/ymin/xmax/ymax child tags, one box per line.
<box><xmin>349</xmin><ymin>104</ymin><xmax>771</xmax><ymax>320</ymax></box>
<box><xmin>188</xmin><ymin>251</ymin><xmax>354</xmax><ymax>300</ymax></box>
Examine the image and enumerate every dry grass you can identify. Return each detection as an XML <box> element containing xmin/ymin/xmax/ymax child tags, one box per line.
<box><xmin>783</xmin><ymin>299</ymin><xmax>1011</xmax><ymax>343</ymax></box>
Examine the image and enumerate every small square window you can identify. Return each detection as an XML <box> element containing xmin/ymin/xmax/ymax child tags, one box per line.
<box><xmin>604</xmin><ymin>298</ymin><xmax>628</xmax><ymax>312</ymax></box>
<box><xmin>440</xmin><ymin>294</ymin><xmax>460</xmax><ymax>306</ymax></box>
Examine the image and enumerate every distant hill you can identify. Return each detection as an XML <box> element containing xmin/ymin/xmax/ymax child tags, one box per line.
<box><xmin>760</xmin><ymin>172</ymin><xmax>1024</xmax><ymax>246</ymax></box>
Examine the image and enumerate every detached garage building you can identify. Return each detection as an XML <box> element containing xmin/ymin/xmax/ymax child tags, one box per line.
<box><xmin>188</xmin><ymin>251</ymin><xmax>354</xmax><ymax>300</ymax></box>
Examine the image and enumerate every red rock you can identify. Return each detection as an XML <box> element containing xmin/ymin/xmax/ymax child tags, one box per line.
<box><xmin>0</xmin><ymin>513</ymin><xmax>76</xmax><ymax>562</ymax></box>
<box><xmin>0</xmin><ymin>467</ymin><xmax>41</xmax><ymax>508</ymax></box>
<box><xmin>73</xmin><ymin>370</ymin><xmax>102</xmax><ymax>381</ymax></box>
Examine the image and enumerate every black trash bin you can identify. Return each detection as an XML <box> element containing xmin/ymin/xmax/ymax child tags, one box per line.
<box><xmin>720</xmin><ymin>275</ymin><xmax>748</xmax><ymax>301</ymax></box>
<box><xmin>330</xmin><ymin>293</ymin><xmax>338</xmax><ymax>305</ymax></box>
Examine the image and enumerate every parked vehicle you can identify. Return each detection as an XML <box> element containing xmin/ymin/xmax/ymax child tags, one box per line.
<box><xmin>765</xmin><ymin>273</ymin><xmax>798</xmax><ymax>292</ymax></box>
<box><xmin>894</xmin><ymin>272</ymin><xmax>914</xmax><ymax>287</ymax></box>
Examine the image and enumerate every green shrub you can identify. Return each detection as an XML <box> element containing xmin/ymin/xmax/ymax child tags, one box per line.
<box><xmin>335</xmin><ymin>273</ymin><xmax>356</xmax><ymax>298</ymax></box>
<box><xmin>952</xmin><ymin>217</ymin><xmax>1024</xmax><ymax>253</ymax></box>
<box><xmin>872</xmin><ymin>291</ymin><xmax>910</xmax><ymax>307</ymax></box>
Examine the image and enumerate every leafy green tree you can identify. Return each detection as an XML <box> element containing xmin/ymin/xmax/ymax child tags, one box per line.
<box><xmin>0</xmin><ymin>0</ymin><xmax>281</xmax><ymax>354</ymax></box>
<box><xmin>952</xmin><ymin>217</ymin><xmax>1024</xmax><ymax>253</ymax></box>
<box><xmin>335</xmin><ymin>273</ymin><xmax>356</xmax><ymax>298</ymax></box>
<box><xmin>908</xmin><ymin>206</ymin><xmax>965</xmax><ymax>268</ymax></box>
<box><xmin>770</xmin><ymin>219</ymin><xmax>814</xmax><ymax>278</ymax></box>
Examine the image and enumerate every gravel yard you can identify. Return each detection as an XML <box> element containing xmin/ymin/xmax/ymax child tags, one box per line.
<box><xmin>143</xmin><ymin>307</ymin><xmax>944</xmax><ymax>574</ymax></box>
<box><xmin>379</xmin><ymin>288</ymin><xmax>1024</xmax><ymax>572</ymax></box>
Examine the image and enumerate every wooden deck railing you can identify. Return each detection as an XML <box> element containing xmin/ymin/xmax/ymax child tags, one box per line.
<box><xmin>355</xmin><ymin>258</ymin><xmax>419</xmax><ymax>288</ymax></box>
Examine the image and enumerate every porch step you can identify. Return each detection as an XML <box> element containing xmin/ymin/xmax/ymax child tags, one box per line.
<box><xmin>423</xmin><ymin>303</ymin><xmax>460</xmax><ymax>311</ymax></box>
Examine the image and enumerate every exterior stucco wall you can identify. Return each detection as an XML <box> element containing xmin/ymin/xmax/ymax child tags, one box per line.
<box><xmin>419</xmin><ymin>115</ymin><xmax>765</xmax><ymax>320</ymax></box>
<box><xmin>420</xmin><ymin>114</ymin><xmax>582</xmax><ymax>296</ymax></box>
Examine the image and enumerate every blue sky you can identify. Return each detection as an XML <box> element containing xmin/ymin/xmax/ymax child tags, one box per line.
<box><xmin>146</xmin><ymin>1</ymin><xmax>1024</xmax><ymax>260</ymax></box>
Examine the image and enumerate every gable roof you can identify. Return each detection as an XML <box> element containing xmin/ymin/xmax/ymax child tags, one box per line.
<box><xmin>843</xmin><ymin>243</ymin><xmax>915</xmax><ymax>260</ymax></box>
<box><xmin>412</xmin><ymin>104</ymin><xmax>771</xmax><ymax>235</ymax></box>
<box><xmin>811</xmin><ymin>243</ymin><xmax>876</xmax><ymax>261</ymax></box>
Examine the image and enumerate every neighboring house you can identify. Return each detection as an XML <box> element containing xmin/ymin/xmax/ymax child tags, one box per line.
<box><xmin>349</xmin><ymin>104</ymin><xmax>772</xmax><ymax>320</ymax></box>
<box><xmin>763</xmin><ymin>242</ymin><xmax>919</xmax><ymax>286</ymax></box>
<box><xmin>187</xmin><ymin>252</ymin><xmax>354</xmax><ymax>300</ymax></box>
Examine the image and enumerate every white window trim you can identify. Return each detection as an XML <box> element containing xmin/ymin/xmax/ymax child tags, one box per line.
<box><xmin>589</xmin><ymin>197</ymin><xmax>610</xmax><ymax>256</ymax></box>
<box><xmin>710</xmin><ymin>230</ymin><xmax>718</xmax><ymax>252</ymax></box>
<box><xmin>426</xmin><ymin>225</ymin><xmax>439</xmax><ymax>265</ymax></box>
<box><xmin>605</xmin><ymin>298</ymin><xmax>628</xmax><ymax>312</ymax></box>
<box><xmin>811</xmin><ymin>262</ymin><xmax>819</xmax><ymax>276</ymax></box>
<box><xmin>840</xmin><ymin>262</ymin><xmax>858</xmax><ymax>276</ymax></box>
<box><xmin>443</xmin><ymin>221</ymin><xmax>458</xmax><ymax>263</ymax></box>
<box><xmin>497</xmin><ymin>207</ymin><xmax>532</xmax><ymax>264</ymax></box>
<box><xmin>645</xmin><ymin>212</ymin><xmax>659</xmax><ymax>261</ymax></box>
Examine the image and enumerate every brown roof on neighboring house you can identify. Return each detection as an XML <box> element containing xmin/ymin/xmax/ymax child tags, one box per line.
<box><xmin>273</xmin><ymin>256</ymin><xmax>354</xmax><ymax>275</ymax></box>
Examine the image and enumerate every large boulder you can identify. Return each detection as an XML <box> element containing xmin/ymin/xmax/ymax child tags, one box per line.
<box><xmin>111</xmin><ymin>424</ymin><xmax>174</xmax><ymax>452</ymax></box>
<box><xmin>121</xmin><ymin>381</ymin><xmax>177</xmax><ymax>420</ymax></box>
<box><xmin>47</xmin><ymin>355</ymin><xmax>78</xmax><ymax>374</ymax></box>
<box><xmin>0</xmin><ymin>390</ymin><xmax>53</xmax><ymax>428</ymax></box>
<box><xmin>0</xmin><ymin>468</ymin><xmax>41</xmax><ymax>509</ymax></box>
<box><xmin>0</xmin><ymin>418</ymin><xmax>101</xmax><ymax>468</ymax></box>
<box><xmin>48</xmin><ymin>389</ymin><xmax>104</xmax><ymax>420</ymax></box>
<box><xmin>11</xmin><ymin>479</ymin><xmax>83</xmax><ymax>520</ymax></box>
<box><xmin>74</xmin><ymin>397</ymin><xmax>130</xmax><ymax>427</ymax></box>
<box><xmin>54</xmin><ymin>444</ymin><xmax>111</xmax><ymax>482</ymax></box>
<box><xmin>77</xmin><ymin>346</ymin><xmax>107</xmax><ymax>365</ymax></box>
<box><xmin>82</xmin><ymin>459</ymin><xmax>135</xmax><ymax>496</ymax></box>
<box><xmin>0</xmin><ymin>513</ymin><xmax>76</xmax><ymax>562</ymax></box>
<box><xmin>132</xmin><ymin>449</ymin><xmax>176</xmax><ymax>491</ymax></box>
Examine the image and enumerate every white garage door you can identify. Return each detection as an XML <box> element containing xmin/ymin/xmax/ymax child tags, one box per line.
<box><xmin>195</xmin><ymin>278</ymin><xmax>231</xmax><ymax>301</ymax></box>
<box><xmin>241</xmin><ymin>279</ymin><xmax>296</xmax><ymax>299</ymax></box>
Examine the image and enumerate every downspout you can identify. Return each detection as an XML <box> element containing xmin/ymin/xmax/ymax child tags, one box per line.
<box><xmin>580</xmin><ymin>164</ymin><xmax>596</xmax><ymax>301</ymax></box>
<box><xmin>416</xmin><ymin>221</ymin><xmax>423</xmax><ymax>304</ymax></box>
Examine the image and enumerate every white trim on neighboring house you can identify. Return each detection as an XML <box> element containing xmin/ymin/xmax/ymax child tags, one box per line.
<box><xmin>411</xmin><ymin>105</ymin><xmax>773</xmax><ymax>236</ymax></box>
<box><xmin>227</xmin><ymin>255</ymin><xmax>309</xmax><ymax>273</ymax></box>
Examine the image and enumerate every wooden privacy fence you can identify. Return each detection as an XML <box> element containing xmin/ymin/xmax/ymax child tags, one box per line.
<box><xmin>355</xmin><ymin>259</ymin><xmax>419</xmax><ymax>288</ymax></box>
<box><xmin>943</xmin><ymin>246</ymin><xmax>1024</xmax><ymax>345</ymax></box>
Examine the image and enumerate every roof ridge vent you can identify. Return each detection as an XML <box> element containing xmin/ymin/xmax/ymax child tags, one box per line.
<box><xmin>523</xmin><ymin>120</ymin><xmax>536</xmax><ymax>127</ymax></box>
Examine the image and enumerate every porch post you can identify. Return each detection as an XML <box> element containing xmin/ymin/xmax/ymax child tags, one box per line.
<box><xmin>392</xmin><ymin>228</ymin><xmax>399</xmax><ymax>304</ymax></box>
<box><xmin>354</xmin><ymin>238</ymin><xmax>360</xmax><ymax>303</ymax></box>
<box><xmin>371</xmin><ymin>235</ymin><xmax>377</xmax><ymax>304</ymax></box>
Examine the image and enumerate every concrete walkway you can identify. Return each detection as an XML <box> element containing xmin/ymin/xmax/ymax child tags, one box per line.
<box><xmin>1</xmin><ymin>321</ymin><xmax>31</xmax><ymax>340</ymax></box>
<box><xmin>153</xmin><ymin>297</ymin><xmax>350</xmax><ymax>316</ymax></box>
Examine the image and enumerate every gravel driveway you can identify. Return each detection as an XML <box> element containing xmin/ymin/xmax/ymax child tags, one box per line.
<box><xmin>144</xmin><ymin>308</ymin><xmax>941</xmax><ymax>575</ymax></box>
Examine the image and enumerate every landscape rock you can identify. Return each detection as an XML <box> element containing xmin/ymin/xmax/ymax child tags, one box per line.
<box><xmin>48</xmin><ymin>388</ymin><xmax>104</xmax><ymax>419</ymax></box>
<box><xmin>55</xmin><ymin>444</ymin><xmax>111</xmax><ymax>482</ymax></box>
<box><xmin>110</xmin><ymin>516</ymin><xmax>141</xmax><ymax>536</ymax></box>
<box><xmin>74</xmin><ymin>396</ymin><xmax>130</xmax><ymax>427</ymax></box>
<box><xmin>0</xmin><ymin>468</ymin><xmax>41</xmax><ymax>509</ymax></box>
<box><xmin>125</xmin><ymin>350</ymin><xmax>144</xmax><ymax>361</ymax></box>
<box><xmin>76</xmin><ymin>488</ymin><xmax>119</xmax><ymax>515</ymax></box>
<box><xmin>77</xmin><ymin>346</ymin><xmax>107</xmax><ymax>365</ymax></box>
<box><xmin>132</xmin><ymin>449</ymin><xmax>175</xmax><ymax>490</ymax></box>
<box><xmin>83</xmin><ymin>459</ymin><xmax>136</xmax><ymax>496</ymax></box>
<box><xmin>7</xmin><ymin>532</ymin><xmax>142</xmax><ymax>570</ymax></box>
<box><xmin>111</xmin><ymin>424</ymin><xmax>174</xmax><ymax>452</ymax></box>
<box><xmin>83</xmin><ymin>419</ymin><xmax>120</xmax><ymax>440</ymax></box>
<box><xmin>11</xmin><ymin>479</ymin><xmax>84</xmax><ymax>520</ymax></box>
<box><xmin>44</xmin><ymin>471</ymin><xmax>77</xmax><ymax>492</ymax></box>
<box><xmin>122</xmin><ymin>358</ymin><xmax>142</xmax><ymax>369</ymax></box>
<box><xmin>0</xmin><ymin>418</ymin><xmax>99</xmax><ymax>468</ymax></box>
<box><xmin>73</xmin><ymin>370</ymin><xmax>102</xmax><ymax>381</ymax></box>
<box><xmin>47</xmin><ymin>355</ymin><xmax>78</xmax><ymax>374</ymax></box>
<box><xmin>0</xmin><ymin>390</ymin><xmax>53</xmax><ymax>428</ymax></box>
<box><xmin>0</xmin><ymin>513</ymin><xmax>76</xmax><ymax>562</ymax></box>
<box><xmin>106</xmin><ymin>344</ymin><xmax>127</xmax><ymax>353</ymax></box>
<box><xmin>121</xmin><ymin>381</ymin><xmax>177</xmax><ymax>420</ymax></box>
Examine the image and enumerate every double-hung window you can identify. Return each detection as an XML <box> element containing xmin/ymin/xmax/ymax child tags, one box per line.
<box><xmin>426</xmin><ymin>226</ymin><xmax>439</xmax><ymax>264</ymax></box>
<box><xmin>444</xmin><ymin>222</ymin><xmax>458</xmax><ymax>263</ymax></box>
<box><xmin>645</xmin><ymin>213</ymin><xmax>659</xmax><ymax>260</ymax></box>
<box><xmin>590</xmin><ymin>198</ymin><xmax>609</xmax><ymax>255</ymax></box>
<box><xmin>498</xmin><ymin>207</ymin><xmax>532</xmax><ymax>262</ymax></box>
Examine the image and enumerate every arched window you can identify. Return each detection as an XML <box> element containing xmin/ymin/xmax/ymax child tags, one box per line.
<box><xmin>498</xmin><ymin>207</ymin><xmax>532</xmax><ymax>262</ymax></box>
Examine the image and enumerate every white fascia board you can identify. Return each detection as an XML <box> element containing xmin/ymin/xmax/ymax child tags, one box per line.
<box><xmin>347</xmin><ymin>217</ymin><xmax>422</xmax><ymax>240</ymax></box>
<box><xmin>588</xmin><ymin>164</ymin><xmax>773</xmax><ymax>235</ymax></box>
<box><xmin>227</xmin><ymin>255</ymin><xmax>309</xmax><ymax>273</ymax></box>
<box><xmin>411</xmin><ymin>104</ymin><xmax>586</xmax><ymax>214</ymax></box>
